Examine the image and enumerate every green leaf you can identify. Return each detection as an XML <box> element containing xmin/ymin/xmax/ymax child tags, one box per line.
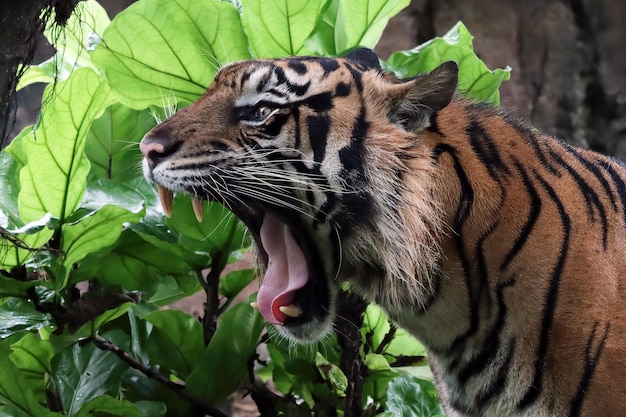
<box><xmin>9</xmin><ymin>333</ymin><xmax>54</xmax><ymax>402</ymax></box>
<box><xmin>75</xmin><ymin>231</ymin><xmax>200</xmax><ymax>305</ymax></box>
<box><xmin>385</xmin><ymin>375</ymin><xmax>443</xmax><ymax>417</ymax></box>
<box><xmin>133</xmin><ymin>401</ymin><xmax>167</xmax><ymax>417</ymax></box>
<box><xmin>0</xmin><ymin>298</ymin><xmax>53</xmax><ymax>339</ymax></box>
<box><xmin>61</xmin><ymin>204</ymin><xmax>144</xmax><ymax>280</ymax></box>
<box><xmin>241</xmin><ymin>0</ymin><xmax>329</xmax><ymax>57</ymax></box>
<box><xmin>92</xmin><ymin>0</ymin><xmax>251</xmax><ymax>108</ymax></box>
<box><xmin>75</xmin><ymin>395</ymin><xmax>143</xmax><ymax>417</ymax></box>
<box><xmin>51</xmin><ymin>330</ymin><xmax>129</xmax><ymax>416</ymax></box>
<box><xmin>166</xmin><ymin>195</ymin><xmax>249</xmax><ymax>256</ymax></box>
<box><xmin>0</xmin><ymin>344</ymin><xmax>60</xmax><ymax>417</ymax></box>
<box><xmin>362</xmin><ymin>304</ymin><xmax>426</xmax><ymax>359</ymax></box>
<box><xmin>85</xmin><ymin>104</ymin><xmax>154</xmax><ymax>181</ymax></box>
<box><xmin>187</xmin><ymin>301</ymin><xmax>264</xmax><ymax>403</ymax></box>
<box><xmin>305</xmin><ymin>0</ymin><xmax>409</xmax><ymax>55</ymax></box>
<box><xmin>17</xmin><ymin>68</ymin><xmax>115</xmax><ymax>224</ymax></box>
<box><xmin>143</xmin><ymin>310</ymin><xmax>204</xmax><ymax>377</ymax></box>
<box><xmin>219</xmin><ymin>268</ymin><xmax>256</xmax><ymax>299</ymax></box>
<box><xmin>384</xmin><ymin>22</ymin><xmax>511</xmax><ymax>105</ymax></box>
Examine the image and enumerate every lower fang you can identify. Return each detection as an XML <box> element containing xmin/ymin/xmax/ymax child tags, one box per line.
<box><xmin>250</xmin><ymin>302</ymin><xmax>259</xmax><ymax>310</ymax></box>
<box><xmin>279</xmin><ymin>304</ymin><xmax>301</xmax><ymax>318</ymax></box>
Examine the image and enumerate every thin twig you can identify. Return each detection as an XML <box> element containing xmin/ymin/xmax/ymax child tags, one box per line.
<box><xmin>92</xmin><ymin>334</ymin><xmax>228</xmax><ymax>417</ymax></box>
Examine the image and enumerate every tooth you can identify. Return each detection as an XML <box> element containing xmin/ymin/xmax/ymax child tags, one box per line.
<box><xmin>250</xmin><ymin>302</ymin><xmax>259</xmax><ymax>310</ymax></box>
<box><xmin>279</xmin><ymin>304</ymin><xmax>301</xmax><ymax>318</ymax></box>
<box><xmin>157</xmin><ymin>185</ymin><xmax>173</xmax><ymax>218</ymax></box>
<box><xmin>191</xmin><ymin>197</ymin><xmax>204</xmax><ymax>222</ymax></box>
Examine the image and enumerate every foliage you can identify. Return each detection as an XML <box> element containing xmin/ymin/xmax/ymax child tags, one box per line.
<box><xmin>0</xmin><ymin>0</ymin><xmax>509</xmax><ymax>416</ymax></box>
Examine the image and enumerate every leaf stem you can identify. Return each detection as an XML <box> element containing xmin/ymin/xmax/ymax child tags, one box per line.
<box><xmin>92</xmin><ymin>334</ymin><xmax>228</xmax><ymax>417</ymax></box>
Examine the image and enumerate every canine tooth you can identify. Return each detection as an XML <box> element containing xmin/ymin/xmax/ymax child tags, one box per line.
<box><xmin>279</xmin><ymin>304</ymin><xmax>301</xmax><ymax>318</ymax></box>
<box><xmin>250</xmin><ymin>302</ymin><xmax>259</xmax><ymax>310</ymax></box>
<box><xmin>157</xmin><ymin>185</ymin><xmax>173</xmax><ymax>218</ymax></box>
<box><xmin>191</xmin><ymin>197</ymin><xmax>204</xmax><ymax>222</ymax></box>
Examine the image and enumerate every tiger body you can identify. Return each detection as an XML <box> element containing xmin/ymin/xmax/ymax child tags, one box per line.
<box><xmin>140</xmin><ymin>49</ymin><xmax>626</xmax><ymax>416</ymax></box>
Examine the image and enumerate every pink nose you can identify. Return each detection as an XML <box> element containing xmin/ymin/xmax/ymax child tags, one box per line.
<box><xmin>140</xmin><ymin>135</ymin><xmax>178</xmax><ymax>165</ymax></box>
<box><xmin>139</xmin><ymin>138</ymin><xmax>165</xmax><ymax>157</ymax></box>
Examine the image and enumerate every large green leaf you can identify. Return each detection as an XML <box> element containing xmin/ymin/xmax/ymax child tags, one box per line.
<box><xmin>0</xmin><ymin>298</ymin><xmax>53</xmax><ymax>339</ymax></box>
<box><xmin>0</xmin><ymin>152</ymin><xmax>55</xmax><ymax>270</ymax></box>
<box><xmin>166</xmin><ymin>195</ymin><xmax>249</xmax><ymax>256</ymax></box>
<box><xmin>187</xmin><ymin>300</ymin><xmax>264</xmax><ymax>403</ymax></box>
<box><xmin>0</xmin><ymin>344</ymin><xmax>60</xmax><ymax>417</ymax></box>
<box><xmin>61</xmin><ymin>204</ymin><xmax>144</xmax><ymax>280</ymax></box>
<box><xmin>305</xmin><ymin>0</ymin><xmax>409</xmax><ymax>55</ymax></box>
<box><xmin>362</xmin><ymin>304</ymin><xmax>426</xmax><ymax>360</ymax></box>
<box><xmin>385</xmin><ymin>375</ymin><xmax>443</xmax><ymax>417</ymax></box>
<box><xmin>143</xmin><ymin>310</ymin><xmax>204</xmax><ymax>377</ymax></box>
<box><xmin>16</xmin><ymin>68</ymin><xmax>115</xmax><ymax>224</ymax></box>
<box><xmin>76</xmin><ymin>231</ymin><xmax>200</xmax><ymax>305</ymax></box>
<box><xmin>219</xmin><ymin>268</ymin><xmax>256</xmax><ymax>299</ymax></box>
<box><xmin>92</xmin><ymin>0</ymin><xmax>251</xmax><ymax>108</ymax></box>
<box><xmin>51</xmin><ymin>330</ymin><xmax>129</xmax><ymax>416</ymax></box>
<box><xmin>85</xmin><ymin>104</ymin><xmax>154</xmax><ymax>181</ymax></box>
<box><xmin>241</xmin><ymin>0</ymin><xmax>329</xmax><ymax>57</ymax></box>
<box><xmin>75</xmin><ymin>396</ymin><xmax>143</xmax><ymax>417</ymax></box>
<box><xmin>384</xmin><ymin>22</ymin><xmax>511</xmax><ymax>105</ymax></box>
<box><xmin>9</xmin><ymin>333</ymin><xmax>54</xmax><ymax>402</ymax></box>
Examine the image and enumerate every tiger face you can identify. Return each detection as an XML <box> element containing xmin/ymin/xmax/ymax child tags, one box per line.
<box><xmin>140</xmin><ymin>49</ymin><xmax>455</xmax><ymax>343</ymax></box>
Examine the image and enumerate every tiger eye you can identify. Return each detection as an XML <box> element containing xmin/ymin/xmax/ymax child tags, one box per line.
<box><xmin>255</xmin><ymin>106</ymin><xmax>272</xmax><ymax>119</ymax></box>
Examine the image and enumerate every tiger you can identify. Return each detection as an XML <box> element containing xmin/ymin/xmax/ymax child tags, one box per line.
<box><xmin>139</xmin><ymin>48</ymin><xmax>626</xmax><ymax>416</ymax></box>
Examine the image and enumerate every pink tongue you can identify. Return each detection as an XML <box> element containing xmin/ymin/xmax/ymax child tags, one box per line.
<box><xmin>256</xmin><ymin>214</ymin><xmax>309</xmax><ymax>325</ymax></box>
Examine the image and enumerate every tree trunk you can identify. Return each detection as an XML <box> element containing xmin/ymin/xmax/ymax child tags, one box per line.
<box><xmin>0</xmin><ymin>1</ymin><xmax>82</xmax><ymax>148</ymax></box>
<box><xmin>376</xmin><ymin>0</ymin><xmax>626</xmax><ymax>159</ymax></box>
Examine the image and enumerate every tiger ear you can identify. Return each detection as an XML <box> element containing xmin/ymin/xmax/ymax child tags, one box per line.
<box><xmin>386</xmin><ymin>61</ymin><xmax>458</xmax><ymax>131</ymax></box>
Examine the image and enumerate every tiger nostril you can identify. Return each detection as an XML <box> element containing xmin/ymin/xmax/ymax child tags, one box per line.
<box><xmin>140</xmin><ymin>135</ymin><xmax>180</xmax><ymax>164</ymax></box>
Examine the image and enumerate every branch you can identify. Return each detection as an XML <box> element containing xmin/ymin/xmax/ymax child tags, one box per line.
<box><xmin>199</xmin><ymin>252</ymin><xmax>223</xmax><ymax>346</ymax></box>
<box><xmin>92</xmin><ymin>334</ymin><xmax>228</xmax><ymax>417</ymax></box>
<box><xmin>335</xmin><ymin>290</ymin><xmax>368</xmax><ymax>417</ymax></box>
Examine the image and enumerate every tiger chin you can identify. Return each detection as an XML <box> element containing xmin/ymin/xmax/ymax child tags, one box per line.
<box><xmin>140</xmin><ymin>48</ymin><xmax>626</xmax><ymax>416</ymax></box>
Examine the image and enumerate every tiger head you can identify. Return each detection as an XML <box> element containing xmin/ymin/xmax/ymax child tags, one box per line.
<box><xmin>140</xmin><ymin>48</ymin><xmax>458</xmax><ymax>343</ymax></box>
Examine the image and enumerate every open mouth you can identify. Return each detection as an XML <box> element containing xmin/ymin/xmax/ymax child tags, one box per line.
<box><xmin>155</xmin><ymin>184</ymin><xmax>333</xmax><ymax>333</ymax></box>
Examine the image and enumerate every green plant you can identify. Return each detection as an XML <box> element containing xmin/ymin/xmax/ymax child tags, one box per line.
<box><xmin>0</xmin><ymin>1</ymin><xmax>510</xmax><ymax>416</ymax></box>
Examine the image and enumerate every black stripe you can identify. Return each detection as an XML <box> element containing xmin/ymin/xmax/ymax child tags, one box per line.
<box><xmin>335</xmin><ymin>81</ymin><xmax>351</xmax><ymax>97</ymax></box>
<box><xmin>476</xmin><ymin>338</ymin><xmax>516</xmax><ymax>408</ymax></box>
<box><xmin>564</xmin><ymin>145</ymin><xmax>617</xmax><ymax>212</ymax></box>
<box><xmin>338</xmin><ymin>106</ymin><xmax>372</xmax><ymax>223</ymax></box>
<box><xmin>307</xmin><ymin>114</ymin><xmax>330</xmax><ymax>163</ymax></box>
<box><xmin>544</xmin><ymin>143</ymin><xmax>608</xmax><ymax>248</ymax></box>
<box><xmin>518</xmin><ymin>171</ymin><xmax>571</xmax><ymax>410</ymax></box>
<box><xmin>467</xmin><ymin>119</ymin><xmax>511</xmax><ymax>181</ymax></box>
<box><xmin>568</xmin><ymin>322</ymin><xmax>610</xmax><ymax>417</ymax></box>
<box><xmin>457</xmin><ymin>278</ymin><xmax>516</xmax><ymax>387</ymax></box>
<box><xmin>426</xmin><ymin>111</ymin><xmax>444</xmax><ymax>135</ymax></box>
<box><xmin>317</xmin><ymin>58</ymin><xmax>340</xmax><ymax>78</ymax></box>
<box><xmin>345</xmin><ymin>63</ymin><xmax>363</xmax><ymax>93</ymax></box>
<box><xmin>602</xmin><ymin>161</ymin><xmax>626</xmax><ymax>226</ymax></box>
<box><xmin>305</xmin><ymin>92</ymin><xmax>334</xmax><ymax>113</ymax></box>
<box><xmin>501</xmin><ymin>160</ymin><xmax>542</xmax><ymax>270</ymax></box>
<box><xmin>433</xmin><ymin>144</ymin><xmax>478</xmax><ymax>354</ymax></box>
<box><xmin>287</xmin><ymin>60</ymin><xmax>308</xmax><ymax>75</ymax></box>
<box><xmin>511</xmin><ymin>122</ymin><xmax>560</xmax><ymax>176</ymax></box>
<box><xmin>273</xmin><ymin>66</ymin><xmax>311</xmax><ymax>96</ymax></box>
